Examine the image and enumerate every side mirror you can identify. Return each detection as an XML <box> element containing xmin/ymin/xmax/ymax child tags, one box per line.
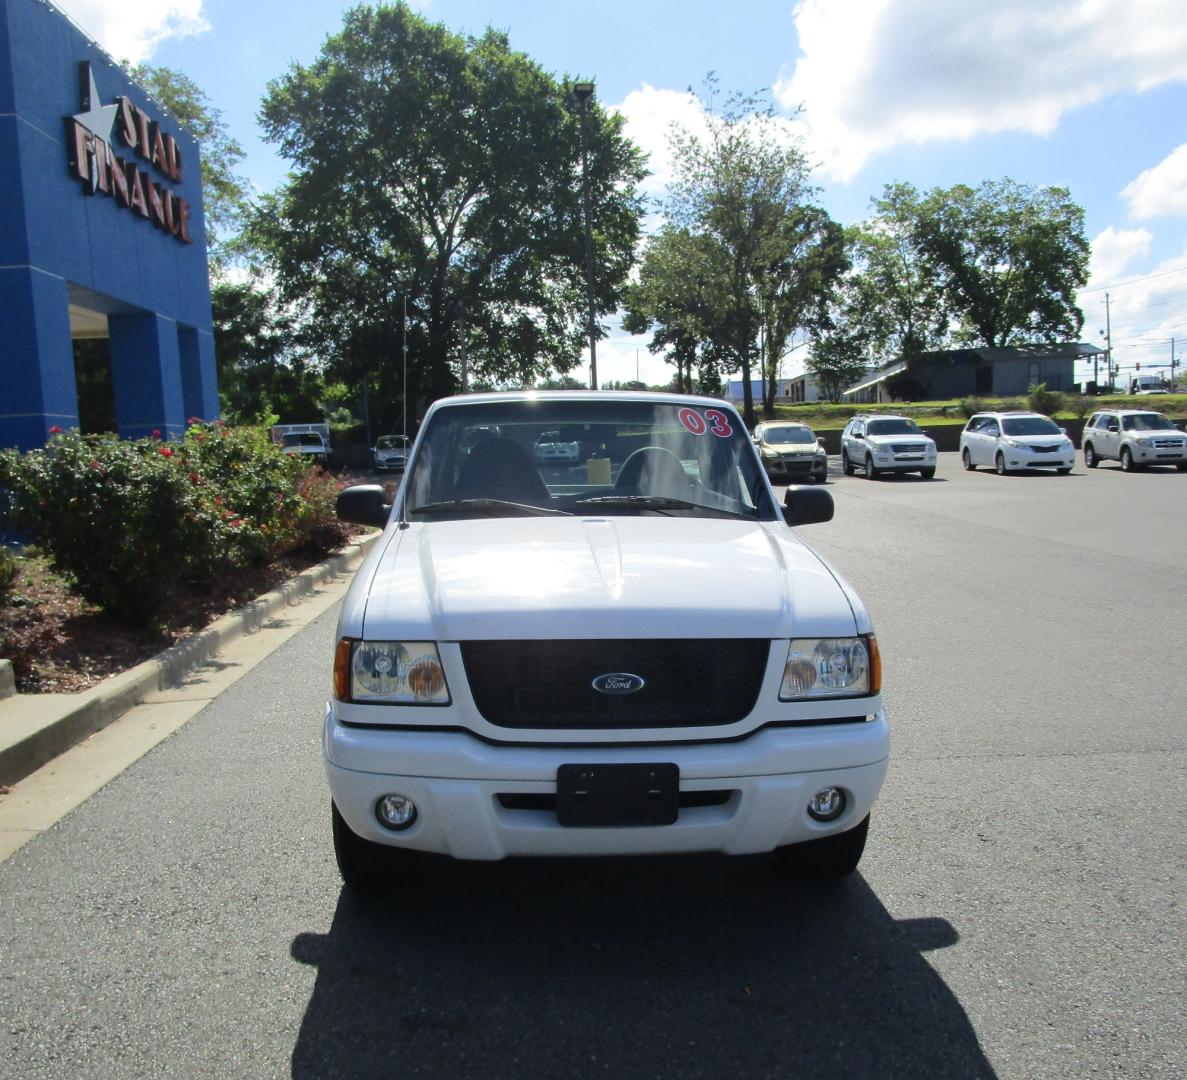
<box><xmin>782</xmin><ymin>485</ymin><xmax>834</xmax><ymax>527</ymax></box>
<box><xmin>817</xmin><ymin>437</ymin><xmax>825</xmax><ymax>446</ymax></box>
<box><xmin>336</xmin><ymin>484</ymin><xmax>392</xmax><ymax>527</ymax></box>
<box><xmin>852</xmin><ymin>432</ymin><xmax>863</xmax><ymax>440</ymax></box>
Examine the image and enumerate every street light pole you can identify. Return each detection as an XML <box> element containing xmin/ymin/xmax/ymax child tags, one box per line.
<box><xmin>402</xmin><ymin>295</ymin><xmax>408</xmax><ymax>440</ymax></box>
<box><xmin>573</xmin><ymin>81</ymin><xmax>597</xmax><ymax>391</ymax></box>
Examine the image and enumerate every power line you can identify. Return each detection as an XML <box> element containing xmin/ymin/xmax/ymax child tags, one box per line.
<box><xmin>1080</xmin><ymin>264</ymin><xmax>1187</xmax><ymax>295</ymax></box>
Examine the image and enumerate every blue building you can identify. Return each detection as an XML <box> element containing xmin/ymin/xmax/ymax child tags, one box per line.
<box><xmin>0</xmin><ymin>0</ymin><xmax>217</xmax><ymax>452</ymax></box>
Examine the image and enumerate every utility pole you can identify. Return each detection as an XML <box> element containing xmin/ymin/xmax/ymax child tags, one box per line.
<box><xmin>573</xmin><ymin>81</ymin><xmax>598</xmax><ymax>391</ymax></box>
<box><xmin>454</xmin><ymin>299</ymin><xmax>468</xmax><ymax>393</ymax></box>
<box><xmin>1104</xmin><ymin>293</ymin><xmax>1113</xmax><ymax>390</ymax></box>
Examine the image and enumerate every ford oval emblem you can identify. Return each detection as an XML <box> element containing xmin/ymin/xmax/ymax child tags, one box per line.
<box><xmin>592</xmin><ymin>672</ymin><xmax>646</xmax><ymax>695</ymax></box>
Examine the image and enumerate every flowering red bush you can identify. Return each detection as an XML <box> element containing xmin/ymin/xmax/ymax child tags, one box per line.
<box><xmin>0</xmin><ymin>423</ymin><xmax>348</xmax><ymax>625</ymax></box>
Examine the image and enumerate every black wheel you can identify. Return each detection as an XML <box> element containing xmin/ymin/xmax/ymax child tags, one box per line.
<box><xmin>1057</xmin><ymin>467</ymin><xmax>1071</xmax><ymax>475</ymax></box>
<box><xmin>1120</xmin><ymin>446</ymin><xmax>1137</xmax><ymax>472</ymax></box>
<box><xmin>841</xmin><ymin>449</ymin><xmax>855</xmax><ymax>476</ymax></box>
<box><xmin>1083</xmin><ymin>443</ymin><xmax>1098</xmax><ymax>469</ymax></box>
<box><xmin>920</xmin><ymin>467</ymin><xmax>936</xmax><ymax>479</ymax></box>
<box><xmin>995</xmin><ymin>452</ymin><xmax>1007</xmax><ymax>476</ymax></box>
<box><xmin>865</xmin><ymin>454</ymin><xmax>879</xmax><ymax>479</ymax></box>
<box><xmin>773</xmin><ymin>815</ymin><xmax>870</xmax><ymax>879</ymax></box>
<box><xmin>962</xmin><ymin>448</ymin><xmax>975</xmax><ymax>471</ymax></box>
<box><xmin>332</xmin><ymin>801</ymin><xmax>395</xmax><ymax>893</ymax></box>
<box><xmin>1177</xmin><ymin>462</ymin><xmax>1187</xmax><ymax>472</ymax></box>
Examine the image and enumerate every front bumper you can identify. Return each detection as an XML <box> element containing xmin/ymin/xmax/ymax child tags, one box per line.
<box><xmin>1002</xmin><ymin>453</ymin><xmax>1075</xmax><ymax>470</ymax></box>
<box><xmin>1132</xmin><ymin>444</ymin><xmax>1187</xmax><ymax>464</ymax></box>
<box><xmin>323</xmin><ymin>706</ymin><xmax>890</xmax><ymax>860</ymax></box>
<box><xmin>765</xmin><ymin>455</ymin><xmax>826</xmax><ymax>479</ymax></box>
<box><xmin>872</xmin><ymin>453</ymin><xmax>937</xmax><ymax>472</ymax></box>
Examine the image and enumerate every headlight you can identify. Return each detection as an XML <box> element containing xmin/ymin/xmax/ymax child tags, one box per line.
<box><xmin>1136</xmin><ymin>438</ymin><xmax>1153</xmax><ymax>448</ymax></box>
<box><xmin>1003</xmin><ymin>438</ymin><xmax>1023</xmax><ymax>449</ymax></box>
<box><xmin>334</xmin><ymin>639</ymin><xmax>450</xmax><ymax>704</ymax></box>
<box><xmin>779</xmin><ymin>636</ymin><xmax>880</xmax><ymax>701</ymax></box>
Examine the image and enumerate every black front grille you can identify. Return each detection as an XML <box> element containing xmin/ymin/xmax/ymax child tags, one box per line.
<box><xmin>1031</xmin><ymin>444</ymin><xmax>1058</xmax><ymax>453</ymax></box>
<box><xmin>460</xmin><ymin>639</ymin><xmax>770</xmax><ymax>729</ymax></box>
<box><xmin>891</xmin><ymin>443</ymin><xmax>928</xmax><ymax>454</ymax></box>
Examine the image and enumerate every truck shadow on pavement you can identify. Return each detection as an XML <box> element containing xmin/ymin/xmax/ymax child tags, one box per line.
<box><xmin>289</xmin><ymin>853</ymin><xmax>996</xmax><ymax>1079</ymax></box>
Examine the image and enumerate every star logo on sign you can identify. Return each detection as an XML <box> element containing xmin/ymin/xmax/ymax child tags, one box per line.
<box><xmin>72</xmin><ymin>62</ymin><xmax>119</xmax><ymax>145</ymax></box>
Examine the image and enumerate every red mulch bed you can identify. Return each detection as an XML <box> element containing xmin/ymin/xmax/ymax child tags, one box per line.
<box><xmin>1</xmin><ymin>534</ymin><xmax>358</xmax><ymax>694</ymax></box>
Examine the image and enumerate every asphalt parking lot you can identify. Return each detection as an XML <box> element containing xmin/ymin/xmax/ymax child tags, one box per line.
<box><xmin>780</xmin><ymin>451</ymin><xmax>1186</xmax><ymax>1077</ymax></box>
<box><xmin>1</xmin><ymin>451</ymin><xmax>1183</xmax><ymax>1078</ymax></box>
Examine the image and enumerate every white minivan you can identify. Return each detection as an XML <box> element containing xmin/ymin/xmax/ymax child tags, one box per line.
<box><xmin>960</xmin><ymin>411</ymin><xmax>1075</xmax><ymax>475</ymax></box>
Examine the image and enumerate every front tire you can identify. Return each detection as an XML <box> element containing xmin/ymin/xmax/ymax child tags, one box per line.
<box><xmin>920</xmin><ymin>467</ymin><xmax>936</xmax><ymax>479</ymax></box>
<box><xmin>1084</xmin><ymin>443</ymin><xmax>1098</xmax><ymax>468</ymax></box>
<box><xmin>995</xmin><ymin>452</ymin><xmax>1007</xmax><ymax>476</ymax></box>
<box><xmin>1120</xmin><ymin>446</ymin><xmax>1137</xmax><ymax>472</ymax></box>
<box><xmin>332</xmin><ymin>801</ymin><xmax>395</xmax><ymax>893</ymax></box>
<box><xmin>842</xmin><ymin>449</ymin><xmax>855</xmax><ymax>476</ymax></box>
<box><xmin>773</xmin><ymin>815</ymin><xmax>870</xmax><ymax>879</ymax></box>
<box><xmin>865</xmin><ymin>454</ymin><xmax>879</xmax><ymax>479</ymax></box>
<box><xmin>962</xmin><ymin>448</ymin><xmax>976</xmax><ymax>471</ymax></box>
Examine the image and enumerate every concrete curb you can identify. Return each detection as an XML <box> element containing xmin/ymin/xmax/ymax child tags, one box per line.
<box><xmin>0</xmin><ymin>533</ymin><xmax>379</xmax><ymax>788</ymax></box>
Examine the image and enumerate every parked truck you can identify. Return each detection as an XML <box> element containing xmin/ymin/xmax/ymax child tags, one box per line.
<box><xmin>271</xmin><ymin>423</ymin><xmax>332</xmax><ymax>465</ymax></box>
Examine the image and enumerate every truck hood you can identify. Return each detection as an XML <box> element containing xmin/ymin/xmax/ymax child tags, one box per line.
<box><xmin>353</xmin><ymin>517</ymin><xmax>858</xmax><ymax>641</ymax></box>
<box><xmin>866</xmin><ymin>433</ymin><xmax>934</xmax><ymax>449</ymax></box>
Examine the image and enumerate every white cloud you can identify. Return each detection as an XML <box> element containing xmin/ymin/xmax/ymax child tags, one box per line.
<box><xmin>613</xmin><ymin>85</ymin><xmax>710</xmax><ymax>200</ymax></box>
<box><xmin>775</xmin><ymin>0</ymin><xmax>1187</xmax><ymax>182</ymax></box>
<box><xmin>55</xmin><ymin>0</ymin><xmax>210</xmax><ymax>64</ymax></box>
<box><xmin>1121</xmin><ymin>144</ymin><xmax>1187</xmax><ymax>219</ymax></box>
<box><xmin>1087</xmin><ymin>226</ymin><xmax>1153</xmax><ymax>285</ymax></box>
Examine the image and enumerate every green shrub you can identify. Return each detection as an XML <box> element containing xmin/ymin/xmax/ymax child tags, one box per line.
<box><xmin>1027</xmin><ymin>383</ymin><xmax>1064</xmax><ymax>417</ymax></box>
<box><xmin>0</xmin><ymin>546</ymin><xmax>14</xmax><ymax>601</ymax></box>
<box><xmin>958</xmin><ymin>397</ymin><xmax>984</xmax><ymax>419</ymax></box>
<box><xmin>1067</xmin><ymin>394</ymin><xmax>1094</xmax><ymax>421</ymax></box>
<box><xmin>0</xmin><ymin>423</ymin><xmax>346</xmax><ymax>626</ymax></box>
<box><xmin>0</xmin><ymin>431</ymin><xmax>229</xmax><ymax>623</ymax></box>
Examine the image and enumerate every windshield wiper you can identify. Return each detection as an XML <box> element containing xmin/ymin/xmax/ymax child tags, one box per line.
<box><xmin>411</xmin><ymin>498</ymin><xmax>572</xmax><ymax>518</ymax></box>
<box><xmin>574</xmin><ymin>495</ymin><xmax>753</xmax><ymax>519</ymax></box>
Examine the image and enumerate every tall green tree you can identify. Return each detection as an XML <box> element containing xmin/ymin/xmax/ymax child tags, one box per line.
<box><xmin>652</xmin><ymin>83</ymin><xmax>824</xmax><ymax>425</ymax></box>
<box><xmin>905</xmin><ymin>178</ymin><xmax>1089</xmax><ymax>348</ymax></box>
<box><xmin>253</xmin><ymin>2</ymin><xmax>645</xmax><ymax>412</ymax></box>
<box><xmin>755</xmin><ymin>207</ymin><xmax>847</xmax><ymax>414</ymax></box>
<box><xmin>807</xmin><ymin>272</ymin><xmax>877</xmax><ymax>404</ymax></box>
<box><xmin>129</xmin><ymin>64</ymin><xmax>252</xmax><ymax>272</ymax></box>
<box><xmin>849</xmin><ymin>184</ymin><xmax>951</xmax><ymax>366</ymax></box>
<box><xmin>622</xmin><ymin>226</ymin><xmax>734</xmax><ymax>394</ymax></box>
<box><xmin>211</xmin><ymin>277</ymin><xmax>332</xmax><ymax>423</ymax></box>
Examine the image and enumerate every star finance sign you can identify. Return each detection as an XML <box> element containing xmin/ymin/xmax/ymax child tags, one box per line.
<box><xmin>64</xmin><ymin>62</ymin><xmax>194</xmax><ymax>246</ymax></box>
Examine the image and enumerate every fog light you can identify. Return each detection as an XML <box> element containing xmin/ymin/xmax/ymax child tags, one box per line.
<box><xmin>375</xmin><ymin>794</ymin><xmax>418</xmax><ymax>831</ymax></box>
<box><xmin>807</xmin><ymin>787</ymin><xmax>846</xmax><ymax>822</ymax></box>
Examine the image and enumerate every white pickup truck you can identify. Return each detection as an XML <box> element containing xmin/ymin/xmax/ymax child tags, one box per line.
<box><xmin>326</xmin><ymin>391</ymin><xmax>889</xmax><ymax>890</ymax></box>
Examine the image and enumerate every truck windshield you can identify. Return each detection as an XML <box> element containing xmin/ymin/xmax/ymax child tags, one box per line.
<box><xmin>403</xmin><ymin>399</ymin><xmax>775</xmax><ymax>521</ymax></box>
<box><xmin>867</xmin><ymin>419</ymin><xmax>920</xmax><ymax>435</ymax></box>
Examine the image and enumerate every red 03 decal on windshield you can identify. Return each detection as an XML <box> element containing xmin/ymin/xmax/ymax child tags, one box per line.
<box><xmin>679</xmin><ymin>408</ymin><xmax>734</xmax><ymax>438</ymax></box>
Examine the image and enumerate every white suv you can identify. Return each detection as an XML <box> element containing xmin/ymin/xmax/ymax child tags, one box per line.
<box><xmin>841</xmin><ymin>415</ymin><xmax>937</xmax><ymax>479</ymax></box>
<box><xmin>960</xmin><ymin>412</ymin><xmax>1075</xmax><ymax>475</ymax></box>
<box><xmin>1081</xmin><ymin>410</ymin><xmax>1187</xmax><ymax>472</ymax></box>
<box><xmin>328</xmin><ymin>391</ymin><xmax>889</xmax><ymax>889</ymax></box>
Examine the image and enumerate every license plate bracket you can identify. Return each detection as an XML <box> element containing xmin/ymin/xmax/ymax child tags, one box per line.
<box><xmin>556</xmin><ymin>763</ymin><xmax>679</xmax><ymax>827</ymax></box>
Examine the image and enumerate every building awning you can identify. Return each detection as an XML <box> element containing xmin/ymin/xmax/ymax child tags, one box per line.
<box><xmin>843</xmin><ymin>362</ymin><xmax>905</xmax><ymax>396</ymax></box>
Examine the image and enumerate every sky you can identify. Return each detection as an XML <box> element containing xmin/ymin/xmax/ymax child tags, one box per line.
<box><xmin>54</xmin><ymin>0</ymin><xmax>1187</xmax><ymax>390</ymax></box>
